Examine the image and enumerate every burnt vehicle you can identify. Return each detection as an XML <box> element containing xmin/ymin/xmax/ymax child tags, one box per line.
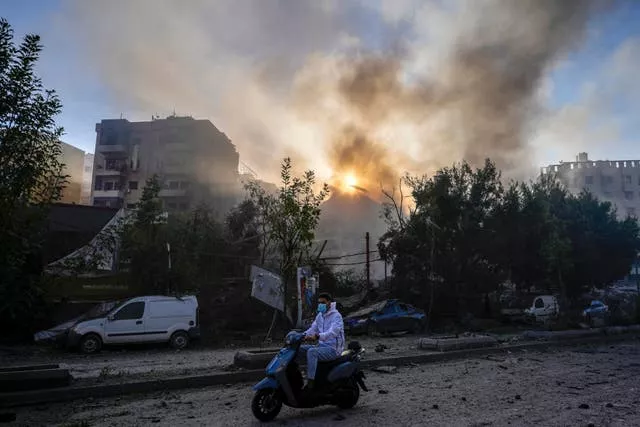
<box><xmin>34</xmin><ymin>300</ymin><xmax>121</xmax><ymax>347</ymax></box>
<box><xmin>344</xmin><ymin>299</ymin><xmax>426</xmax><ymax>336</ymax></box>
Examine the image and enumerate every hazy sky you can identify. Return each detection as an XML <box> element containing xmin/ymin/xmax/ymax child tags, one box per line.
<box><xmin>3</xmin><ymin>0</ymin><xmax>640</xmax><ymax>185</ymax></box>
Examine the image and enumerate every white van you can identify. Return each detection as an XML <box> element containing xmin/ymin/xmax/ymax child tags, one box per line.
<box><xmin>524</xmin><ymin>295</ymin><xmax>560</xmax><ymax>324</ymax></box>
<box><xmin>67</xmin><ymin>295</ymin><xmax>199</xmax><ymax>354</ymax></box>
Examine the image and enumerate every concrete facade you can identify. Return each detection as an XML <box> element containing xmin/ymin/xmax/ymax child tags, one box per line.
<box><xmin>81</xmin><ymin>153</ymin><xmax>94</xmax><ymax>205</ymax></box>
<box><xmin>90</xmin><ymin>115</ymin><xmax>240</xmax><ymax>218</ymax></box>
<box><xmin>58</xmin><ymin>142</ymin><xmax>85</xmax><ymax>204</ymax></box>
<box><xmin>542</xmin><ymin>153</ymin><xmax>640</xmax><ymax>218</ymax></box>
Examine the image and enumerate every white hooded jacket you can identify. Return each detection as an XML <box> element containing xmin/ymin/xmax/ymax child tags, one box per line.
<box><xmin>304</xmin><ymin>301</ymin><xmax>345</xmax><ymax>356</ymax></box>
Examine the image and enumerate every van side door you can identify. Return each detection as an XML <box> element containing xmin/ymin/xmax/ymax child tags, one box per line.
<box><xmin>103</xmin><ymin>301</ymin><xmax>147</xmax><ymax>344</ymax></box>
<box><xmin>145</xmin><ymin>300</ymin><xmax>194</xmax><ymax>342</ymax></box>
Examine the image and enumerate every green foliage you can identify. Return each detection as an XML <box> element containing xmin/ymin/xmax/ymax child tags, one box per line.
<box><xmin>380</xmin><ymin>159</ymin><xmax>640</xmax><ymax>319</ymax></box>
<box><xmin>118</xmin><ymin>175</ymin><xmax>170</xmax><ymax>293</ymax></box>
<box><xmin>245</xmin><ymin>158</ymin><xmax>329</xmax><ymax>310</ymax></box>
<box><xmin>0</xmin><ymin>18</ymin><xmax>65</xmax><ymax>338</ymax></box>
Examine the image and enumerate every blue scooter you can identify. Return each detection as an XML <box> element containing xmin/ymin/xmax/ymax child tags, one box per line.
<box><xmin>251</xmin><ymin>331</ymin><xmax>368</xmax><ymax>422</ymax></box>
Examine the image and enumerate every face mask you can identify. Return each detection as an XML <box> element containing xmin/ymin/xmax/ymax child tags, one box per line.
<box><xmin>317</xmin><ymin>303</ymin><xmax>327</xmax><ymax>314</ymax></box>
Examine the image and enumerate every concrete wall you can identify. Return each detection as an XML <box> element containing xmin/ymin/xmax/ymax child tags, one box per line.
<box><xmin>81</xmin><ymin>153</ymin><xmax>93</xmax><ymax>205</ymax></box>
<box><xmin>58</xmin><ymin>142</ymin><xmax>85</xmax><ymax>204</ymax></box>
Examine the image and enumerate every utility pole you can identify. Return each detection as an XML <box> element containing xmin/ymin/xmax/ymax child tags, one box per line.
<box><xmin>365</xmin><ymin>232</ymin><xmax>371</xmax><ymax>292</ymax></box>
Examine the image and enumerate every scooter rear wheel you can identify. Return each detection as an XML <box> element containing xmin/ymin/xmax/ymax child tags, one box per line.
<box><xmin>252</xmin><ymin>388</ymin><xmax>283</xmax><ymax>422</ymax></box>
<box><xmin>336</xmin><ymin>382</ymin><xmax>360</xmax><ymax>409</ymax></box>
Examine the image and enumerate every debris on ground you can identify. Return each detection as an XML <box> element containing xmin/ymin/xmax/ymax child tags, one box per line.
<box><xmin>373</xmin><ymin>365</ymin><xmax>398</xmax><ymax>374</ymax></box>
<box><xmin>375</xmin><ymin>344</ymin><xmax>387</xmax><ymax>353</ymax></box>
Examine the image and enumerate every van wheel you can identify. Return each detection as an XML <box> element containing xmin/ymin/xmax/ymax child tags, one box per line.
<box><xmin>79</xmin><ymin>333</ymin><xmax>102</xmax><ymax>354</ymax></box>
<box><xmin>170</xmin><ymin>331</ymin><xmax>190</xmax><ymax>350</ymax></box>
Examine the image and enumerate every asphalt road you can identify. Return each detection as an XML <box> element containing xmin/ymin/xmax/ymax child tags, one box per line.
<box><xmin>1</xmin><ymin>334</ymin><xmax>425</xmax><ymax>382</ymax></box>
<box><xmin>10</xmin><ymin>341</ymin><xmax>640</xmax><ymax>427</ymax></box>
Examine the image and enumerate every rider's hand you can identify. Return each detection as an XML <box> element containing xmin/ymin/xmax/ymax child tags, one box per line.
<box><xmin>304</xmin><ymin>334</ymin><xmax>318</xmax><ymax>342</ymax></box>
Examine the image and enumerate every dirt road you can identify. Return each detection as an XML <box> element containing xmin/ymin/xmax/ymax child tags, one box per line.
<box><xmin>10</xmin><ymin>340</ymin><xmax>640</xmax><ymax>426</ymax></box>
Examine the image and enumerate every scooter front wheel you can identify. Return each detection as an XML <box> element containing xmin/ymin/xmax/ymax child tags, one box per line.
<box><xmin>251</xmin><ymin>388</ymin><xmax>283</xmax><ymax>422</ymax></box>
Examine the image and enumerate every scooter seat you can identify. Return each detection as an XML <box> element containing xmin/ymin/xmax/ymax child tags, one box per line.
<box><xmin>317</xmin><ymin>353</ymin><xmax>353</xmax><ymax>368</ymax></box>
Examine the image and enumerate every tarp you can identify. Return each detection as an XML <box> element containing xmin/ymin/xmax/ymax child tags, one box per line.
<box><xmin>45</xmin><ymin>208</ymin><xmax>128</xmax><ymax>276</ymax></box>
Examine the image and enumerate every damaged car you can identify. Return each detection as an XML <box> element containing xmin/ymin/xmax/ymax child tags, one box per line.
<box><xmin>34</xmin><ymin>300</ymin><xmax>121</xmax><ymax>347</ymax></box>
<box><xmin>344</xmin><ymin>299</ymin><xmax>427</xmax><ymax>336</ymax></box>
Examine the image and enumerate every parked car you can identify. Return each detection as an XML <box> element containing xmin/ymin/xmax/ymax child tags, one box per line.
<box><xmin>34</xmin><ymin>300</ymin><xmax>121</xmax><ymax>347</ymax></box>
<box><xmin>65</xmin><ymin>295</ymin><xmax>200</xmax><ymax>354</ymax></box>
<box><xmin>344</xmin><ymin>299</ymin><xmax>426</xmax><ymax>336</ymax></box>
<box><xmin>583</xmin><ymin>300</ymin><xmax>609</xmax><ymax>325</ymax></box>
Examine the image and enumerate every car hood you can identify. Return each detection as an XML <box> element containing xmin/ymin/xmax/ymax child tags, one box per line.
<box><xmin>34</xmin><ymin>318</ymin><xmax>81</xmax><ymax>342</ymax></box>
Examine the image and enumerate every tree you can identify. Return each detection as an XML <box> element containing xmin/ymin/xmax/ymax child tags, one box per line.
<box><xmin>380</xmin><ymin>159</ymin><xmax>640</xmax><ymax>326</ymax></box>
<box><xmin>0</xmin><ymin>18</ymin><xmax>66</xmax><ymax>338</ymax></box>
<box><xmin>380</xmin><ymin>159</ymin><xmax>504</xmax><ymax>317</ymax></box>
<box><xmin>118</xmin><ymin>175</ymin><xmax>170</xmax><ymax>293</ymax></box>
<box><xmin>245</xmin><ymin>158</ymin><xmax>329</xmax><ymax>325</ymax></box>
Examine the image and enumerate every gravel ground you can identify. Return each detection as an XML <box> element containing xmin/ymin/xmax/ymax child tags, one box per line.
<box><xmin>9</xmin><ymin>340</ymin><xmax>640</xmax><ymax>427</ymax></box>
<box><xmin>0</xmin><ymin>334</ymin><xmax>425</xmax><ymax>383</ymax></box>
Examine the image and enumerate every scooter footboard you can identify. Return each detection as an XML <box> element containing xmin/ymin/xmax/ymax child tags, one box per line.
<box><xmin>253</xmin><ymin>376</ymin><xmax>278</xmax><ymax>391</ymax></box>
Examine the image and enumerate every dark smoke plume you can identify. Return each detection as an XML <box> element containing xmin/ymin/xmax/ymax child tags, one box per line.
<box><xmin>65</xmin><ymin>0</ymin><xmax>610</xmax><ymax>190</ymax></box>
<box><xmin>290</xmin><ymin>0</ymin><xmax>605</xmax><ymax>195</ymax></box>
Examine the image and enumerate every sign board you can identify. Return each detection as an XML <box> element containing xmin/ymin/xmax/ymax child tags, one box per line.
<box><xmin>250</xmin><ymin>265</ymin><xmax>284</xmax><ymax>312</ymax></box>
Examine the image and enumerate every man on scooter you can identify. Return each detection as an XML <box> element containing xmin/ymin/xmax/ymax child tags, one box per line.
<box><xmin>299</xmin><ymin>292</ymin><xmax>345</xmax><ymax>389</ymax></box>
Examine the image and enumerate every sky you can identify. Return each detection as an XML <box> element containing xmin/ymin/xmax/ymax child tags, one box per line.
<box><xmin>3</xmin><ymin>0</ymin><xmax>640</xmax><ymax>185</ymax></box>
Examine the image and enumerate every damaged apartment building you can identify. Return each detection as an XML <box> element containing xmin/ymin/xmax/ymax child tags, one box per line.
<box><xmin>542</xmin><ymin>152</ymin><xmax>640</xmax><ymax>219</ymax></box>
<box><xmin>90</xmin><ymin>115</ymin><xmax>240</xmax><ymax>218</ymax></box>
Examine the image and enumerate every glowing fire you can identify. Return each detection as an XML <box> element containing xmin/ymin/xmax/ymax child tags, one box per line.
<box><xmin>338</xmin><ymin>173</ymin><xmax>360</xmax><ymax>194</ymax></box>
<box><xmin>345</xmin><ymin>174</ymin><xmax>357</xmax><ymax>188</ymax></box>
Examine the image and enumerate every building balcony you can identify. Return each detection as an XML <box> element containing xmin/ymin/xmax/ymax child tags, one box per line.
<box><xmin>92</xmin><ymin>189</ymin><xmax>125</xmax><ymax>199</ymax></box>
<box><xmin>94</xmin><ymin>166</ymin><xmax>127</xmax><ymax>176</ymax></box>
<box><xmin>96</xmin><ymin>144</ymin><xmax>128</xmax><ymax>154</ymax></box>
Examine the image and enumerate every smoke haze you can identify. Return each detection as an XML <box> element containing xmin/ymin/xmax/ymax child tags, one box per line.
<box><xmin>62</xmin><ymin>0</ymin><xmax>610</xmax><ymax>194</ymax></box>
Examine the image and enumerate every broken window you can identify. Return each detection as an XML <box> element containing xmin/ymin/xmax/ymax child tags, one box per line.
<box><xmin>585</xmin><ymin>175</ymin><xmax>593</xmax><ymax>185</ymax></box>
<box><xmin>625</xmin><ymin>175</ymin><xmax>632</xmax><ymax>185</ymax></box>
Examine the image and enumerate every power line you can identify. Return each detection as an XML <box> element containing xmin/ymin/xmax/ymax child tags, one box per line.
<box><xmin>320</xmin><ymin>250</ymin><xmax>378</xmax><ymax>261</ymax></box>
<box><xmin>324</xmin><ymin>258</ymin><xmax>384</xmax><ymax>267</ymax></box>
